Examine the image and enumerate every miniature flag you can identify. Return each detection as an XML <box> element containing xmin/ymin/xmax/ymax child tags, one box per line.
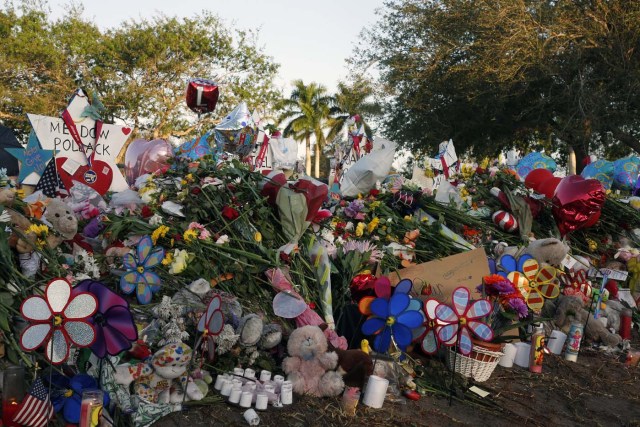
<box><xmin>35</xmin><ymin>159</ymin><xmax>66</xmax><ymax>198</ymax></box>
<box><xmin>12</xmin><ymin>377</ymin><xmax>55</xmax><ymax>427</ymax></box>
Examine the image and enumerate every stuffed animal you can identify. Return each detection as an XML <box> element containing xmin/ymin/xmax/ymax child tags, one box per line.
<box><xmin>114</xmin><ymin>342</ymin><xmax>204</xmax><ymax>404</ymax></box>
<box><xmin>553</xmin><ymin>295</ymin><xmax>622</xmax><ymax>347</ymax></box>
<box><xmin>282</xmin><ymin>325</ymin><xmax>345</xmax><ymax>397</ymax></box>
<box><xmin>495</xmin><ymin>237</ymin><xmax>569</xmax><ymax>267</ymax></box>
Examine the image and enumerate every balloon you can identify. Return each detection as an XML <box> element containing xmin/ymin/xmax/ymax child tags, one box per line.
<box><xmin>214</xmin><ymin>102</ymin><xmax>258</xmax><ymax>157</ymax></box>
<box><xmin>581</xmin><ymin>159</ymin><xmax>614</xmax><ymax>190</ymax></box>
<box><xmin>524</xmin><ymin>168</ymin><xmax>554</xmax><ymax>191</ymax></box>
<box><xmin>175</xmin><ymin>133</ymin><xmax>214</xmax><ymax>160</ymax></box>
<box><xmin>185</xmin><ymin>78</ymin><xmax>219</xmax><ymax>115</ymax></box>
<box><xmin>612</xmin><ymin>156</ymin><xmax>640</xmax><ymax>191</ymax></box>
<box><xmin>516</xmin><ymin>152</ymin><xmax>557</xmax><ymax>180</ymax></box>
<box><xmin>537</xmin><ymin>176</ymin><xmax>562</xmax><ymax>199</ymax></box>
<box><xmin>124</xmin><ymin>139</ymin><xmax>173</xmax><ymax>185</ymax></box>
<box><xmin>552</xmin><ymin>175</ymin><xmax>606</xmax><ymax>236</ymax></box>
<box><xmin>583</xmin><ymin>210</ymin><xmax>601</xmax><ymax>228</ymax></box>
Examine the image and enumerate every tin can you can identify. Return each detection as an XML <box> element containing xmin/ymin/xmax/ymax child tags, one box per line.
<box><xmin>565</xmin><ymin>322</ymin><xmax>584</xmax><ymax>362</ymax></box>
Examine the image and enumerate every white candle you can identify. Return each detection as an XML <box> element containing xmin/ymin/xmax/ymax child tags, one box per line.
<box><xmin>239</xmin><ymin>391</ymin><xmax>253</xmax><ymax>408</ymax></box>
<box><xmin>244</xmin><ymin>368</ymin><xmax>256</xmax><ymax>379</ymax></box>
<box><xmin>264</xmin><ymin>384</ymin><xmax>275</xmax><ymax>394</ymax></box>
<box><xmin>255</xmin><ymin>393</ymin><xmax>268</xmax><ymax>410</ymax></box>
<box><xmin>281</xmin><ymin>385</ymin><xmax>293</xmax><ymax>405</ymax></box>
<box><xmin>363</xmin><ymin>375</ymin><xmax>389</xmax><ymax>409</ymax></box>
<box><xmin>243</xmin><ymin>408</ymin><xmax>260</xmax><ymax>426</ymax></box>
<box><xmin>220</xmin><ymin>380</ymin><xmax>232</xmax><ymax>397</ymax></box>
<box><xmin>514</xmin><ymin>342</ymin><xmax>531</xmax><ymax>368</ymax></box>
<box><xmin>234</xmin><ymin>367</ymin><xmax>244</xmax><ymax>376</ymax></box>
<box><xmin>259</xmin><ymin>370</ymin><xmax>271</xmax><ymax>382</ymax></box>
<box><xmin>228</xmin><ymin>387</ymin><xmax>242</xmax><ymax>404</ymax></box>
<box><xmin>214</xmin><ymin>374</ymin><xmax>226</xmax><ymax>391</ymax></box>
<box><xmin>547</xmin><ymin>330</ymin><xmax>567</xmax><ymax>355</ymax></box>
<box><xmin>498</xmin><ymin>343</ymin><xmax>517</xmax><ymax>368</ymax></box>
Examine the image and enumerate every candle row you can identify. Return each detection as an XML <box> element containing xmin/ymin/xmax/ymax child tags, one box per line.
<box><xmin>213</xmin><ymin>370</ymin><xmax>293</xmax><ymax>410</ymax></box>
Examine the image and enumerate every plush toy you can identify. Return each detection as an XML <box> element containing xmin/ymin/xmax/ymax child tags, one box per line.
<box><xmin>41</xmin><ymin>199</ymin><xmax>78</xmax><ymax>246</ymax></box>
<box><xmin>282</xmin><ymin>325</ymin><xmax>345</xmax><ymax>397</ymax></box>
<box><xmin>495</xmin><ymin>237</ymin><xmax>570</xmax><ymax>267</ymax></box>
<box><xmin>114</xmin><ymin>342</ymin><xmax>204</xmax><ymax>404</ymax></box>
<box><xmin>553</xmin><ymin>295</ymin><xmax>622</xmax><ymax>347</ymax></box>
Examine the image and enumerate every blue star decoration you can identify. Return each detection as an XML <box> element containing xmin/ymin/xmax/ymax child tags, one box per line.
<box><xmin>6</xmin><ymin>130</ymin><xmax>54</xmax><ymax>183</ymax></box>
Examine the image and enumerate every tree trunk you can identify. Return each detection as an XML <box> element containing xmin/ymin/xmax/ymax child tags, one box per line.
<box><xmin>314</xmin><ymin>141</ymin><xmax>320</xmax><ymax>178</ymax></box>
<box><xmin>572</xmin><ymin>142</ymin><xmax>588</xmax><ymax>175</ymax></box>
<box><xmin>567</xmin><ymin>146</ymin><xmax>577</xmax><ymax>175</ymax></box>
<box><xmin>305</xmin><ymin>136</ymin><xmax>311</xmax><ymax>176</ymax></box>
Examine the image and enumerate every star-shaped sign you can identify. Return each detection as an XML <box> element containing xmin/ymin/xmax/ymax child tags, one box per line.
<box><xmin>6</xmin><ymin>130</ymin><xmax>54</xmax><ymax>185</ymax></box>
<box><xmin>28</xmin><ymin>89</ymin><xmax>132</xmax><ymax>193</ymax></box>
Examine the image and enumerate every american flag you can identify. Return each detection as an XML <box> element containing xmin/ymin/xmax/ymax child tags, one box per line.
<box><xmin>35</xmin><ymin>159</ymin><xmax>67</xmax><ymax>198</ymax></box>
<box><xmin>12</xmin><ymin>377</ymin><xmax>55</xmax><ymax>427</ymax></box>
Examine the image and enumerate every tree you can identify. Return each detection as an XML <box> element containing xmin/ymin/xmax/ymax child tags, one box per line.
<box><xmin>277</xmin><ymin>80</ymin><xmax>332</xmax><ymax>177</ymax></box>
<box><xmin>0</xmin><ymin>1</ymin><xmax>281</xmax><ymax>144</ymax></box>
<box><xmin>358</xmin><ymin>0</ymin><xmax>640</xmax><ymax>168</ymax></box>
<box><xmin>326</xmin><ymin>77</ymin><xmax>381</xmax><ymax>142</ymax></box>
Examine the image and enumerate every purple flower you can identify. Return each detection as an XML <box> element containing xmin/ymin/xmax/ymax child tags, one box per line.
<box><xmin>507</xmin><ymin>298</ymin><xmax>529</xmax><ymax>319</ymax></box>
<box><xmin>73</xmin><ymin>279</ymin><xmax>138</xmax><ymax>358</ymax></box>
<box><xmin>344</xmin><ymin>200</ymin><xmax>365</xmax><ymax>218</ymax></box>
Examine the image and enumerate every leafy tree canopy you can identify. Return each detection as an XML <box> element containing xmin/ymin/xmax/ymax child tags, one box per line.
<box><xmin>357</xmin><ymin>0</ymin><xmax>640</xmax><ymax>166</ymax></box>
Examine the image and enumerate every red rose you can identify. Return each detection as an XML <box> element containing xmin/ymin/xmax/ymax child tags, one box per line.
<box><xmin>222</xmin><ymin>205</ymin><xmax>240</xmax><ymax>220</ymax></box>
<box><xmin>308</xmin><ymin>302</ymin><xmax>316</xmax><ymax>310</ymax></box>
<box><xmin>141</xmin><ymin>205</ymin><xmax>153</xmax><ymax>218</ymax></box>
<box><xmin>369</xmin><ymin>189</ymin><xmax>380</xmax><ymax>197</ymax></box>
<box><xmin>191</xmin><ymin>187</ymin><xmax>202</xmax><ymax>195</ymax></box>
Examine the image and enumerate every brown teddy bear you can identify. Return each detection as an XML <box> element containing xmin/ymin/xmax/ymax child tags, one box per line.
<box><xmin>553</xmin><ymin>295</ymin><xmax>622</xmax><ymax>347</ymax></box>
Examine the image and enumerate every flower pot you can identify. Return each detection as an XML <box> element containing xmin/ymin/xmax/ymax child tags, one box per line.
<box><xmin>470</xmin><ymin>339</ymin><xmax>504</xmax><ymax>361</ymax></box>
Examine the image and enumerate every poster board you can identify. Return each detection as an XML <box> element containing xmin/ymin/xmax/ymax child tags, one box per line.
<box><xmin>388</xmin><ymin>248</ymin><xmax>489</xmax><ymax>304</ymax></box>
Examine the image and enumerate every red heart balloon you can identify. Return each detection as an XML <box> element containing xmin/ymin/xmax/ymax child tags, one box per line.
<box><xmin>552</xmin><ymin>175</ymin><xmax>605</xmax><ymax>236</ymax></box>
<box><xmin>524</xmin><ymin>168</ymin><xmax>554</xmax><ymax>191</ymax></box>
<box><xmin>538</xmin><ymin>176</ymin><xmax>562</xmax><ymax>199</ymax></box>
<box><xmin>56</xmin><ymin>157</ymin><xmax>113</xmax><ymax>195</ymax></box>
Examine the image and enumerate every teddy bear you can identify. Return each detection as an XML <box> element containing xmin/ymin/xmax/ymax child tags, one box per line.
<box><xmin>114</xmin><ymin>342</ymin><xmax>205</xmax><ymax>404</ymax></box>
<box><xmin>552</xmin><ymin>295</ymin><xmax>622</xmax><ymax>347</ymax></box>
<box><xmin>282</xmin><ymin>325</ymin><xmax>345</xmax><ymax>397</ymax></box>
<box><xmin>495</xmin><ymin>237</ymin><xmax>569</xmax><ymax>267</ymax></box>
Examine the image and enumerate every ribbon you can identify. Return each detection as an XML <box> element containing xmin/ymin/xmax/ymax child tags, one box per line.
<box><xmin>61</xmin><ymin>109</ymin><xmax>103</xmax><ymax>170</ymax></box>
<box><xmin>253</xmin><ymin>133</ymin><xmax>270</xmax><ymax>169</ymax></box>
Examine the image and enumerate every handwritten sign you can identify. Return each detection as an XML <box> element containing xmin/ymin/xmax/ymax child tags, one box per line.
<box><xmin>587</xmin><ymin>267</ymin><xmax>628</xmax><ymax>282</ymax></box>
<box><xmin>28</xmin><ymin>91</ymin><xmax>131</xmax><ymax>192</ymax></box>
<box><xmin>388</xmin><ymin>248</ymin><xmax>489</xmax><ymax>304</ymax></box>
<box><xmin>6</xmin><ymin>131</ymin><xmax>53</xmax><ymax>185</ymax></box>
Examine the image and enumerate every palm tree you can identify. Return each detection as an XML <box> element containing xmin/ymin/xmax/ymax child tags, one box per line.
<box><xmin>277</xmin><ymin>80</ymin><xmax>333</xmax><ymax>177</ymax></box>
<box><xmin>326</xmin><ymin>78</ymin><xmax>381</xmax><ymax>142</ymax></box>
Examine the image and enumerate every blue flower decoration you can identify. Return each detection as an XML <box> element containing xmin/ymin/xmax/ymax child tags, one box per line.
<box><xmin>361</xmin><ymin>279</ymin><xmax>424</xmax><ymax>353</ymax></box>
<box><xmin>120</xmin><ymin>235</ymin><xmax>165</xmax><ymax>304</ymax></box>
<box><xmin>49</xmin><ymin>374</ymin><xmax>109</xmax><ymax>424</ymax></box>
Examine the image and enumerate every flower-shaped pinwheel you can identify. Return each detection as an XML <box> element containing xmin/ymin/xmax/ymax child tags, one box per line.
<box><xmin>420</xmin><ymin>298</ymin><xmax>447</xmax><ymax>355</ymax></box>
<box><xmin>20</xmin><ymin>278</ymin><xmax>97</xmax><ymax>364</ymax></box>
<box><xmin>120</xmin><ymin>235</ymin><xmax>165</xmax><ymax>304</ymax></box>
<box><xmin>435</xmin><ymin>287</ymin><xmax>494</xmax><ymax>356</ymax></box>
<box><xmin>361</xmin><ymin>277</ymin><xmax>423</xmax><ymax>353</ymax></box>
<box><xmin>497</xmin><ymin>254</ymin><xmax>560</xmax><ymax>311</ymax></box>
<box><xmin>196</xmin><ymin>295</ymin><xmax>224</xmax><ymax>361</ymax></box>
<box><xmin>74</xmin><ymin>279</ymin><xmax>138</xmax><ymax>358</ymax></box>
<box><xmin>49</xmin><ymin>374</ymin><xmax>109</xmax><ymax>424</ymax></box>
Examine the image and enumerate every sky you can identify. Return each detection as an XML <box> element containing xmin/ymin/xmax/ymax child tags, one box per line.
<box><xmin>47</xmin><ymin>0</ymin><xmax>386</xmax><ymax>93</ymax></box>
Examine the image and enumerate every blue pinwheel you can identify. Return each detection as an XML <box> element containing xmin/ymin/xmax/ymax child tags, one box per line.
<box><xmin>120</xmin><ymin>235</ymin><xmax>165</xmax><ymax>304</ymax></box>
<box><xmin>49</xmin><ymin>374</ymin><xmax>109</xmax><ymax>424</ymax></box>
<box><xmin>361</xmin><ymin>278</ymin><xmax>423</xmax><ymax>353</ymax></box>
<box><xmin>435</xmin><ymin>287</ymin><xmax>494</xmax><ymax>355</ymax></box>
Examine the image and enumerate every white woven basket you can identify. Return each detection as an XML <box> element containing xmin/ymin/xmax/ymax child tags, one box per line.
<box><xmin>446</xmin><ymin>345</ymin><xmax>504</xmax><ymax>382</ymax></box>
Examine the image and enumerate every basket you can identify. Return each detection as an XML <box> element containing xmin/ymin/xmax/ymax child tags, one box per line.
<box><xmin>445</xmin><ymin>345</ymin><xmax>504</xmax><ymax>382</ymax></box>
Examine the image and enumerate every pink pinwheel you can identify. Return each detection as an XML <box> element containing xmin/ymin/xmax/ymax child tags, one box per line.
<box><xmin>435</xmin><ymin>287</ymin><xmax>494</xmax><ymax>356</ymax></box>
<box><xmin>196</xmin><ymin>295</ymin><xmax>224</xmax><ymax>361</ymax></box>
<box><xmin>420</xmin><ymin>298</ymin><xmax>443</xmax><ymax>355</ymax></box>
<box><xmin>20</xmin><ymin>278</ymin><xmax>97</xmax><ymax>364</ymax></box>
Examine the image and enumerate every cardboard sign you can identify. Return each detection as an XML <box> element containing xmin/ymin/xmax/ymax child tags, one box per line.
<box><xmin>28</xmin><ymin>91</ymin><xmax>131</xmax><ymax>192</ymax></box>
<box><xmin>388</xmin><ymin>248</ymin><xmax>489</xmax><ymax>304</ymax></box>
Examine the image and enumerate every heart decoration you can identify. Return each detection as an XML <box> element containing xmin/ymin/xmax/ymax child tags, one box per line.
<box><xmin>56</xmin><ymin>157</ymin><xmax>113</xmax><ymax>196</ymax></box>
<box><xmin>552</xmin><ymin>175</ymin><xmax>606</xmax><ymax>236</ymax></box>
<box><xmin>122</xmin><ymin>127</ymin><xmax>132</xmax><ymax>136</ymax></box>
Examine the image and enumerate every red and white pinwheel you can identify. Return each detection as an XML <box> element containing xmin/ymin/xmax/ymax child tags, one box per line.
<box><xmin>196</xmin><ymin>295</ymin><xmax>224</xmax><ymax>361</ymax></box>
<box><xmin>20</xmin><ymin>278</ymin><xmax>97</xmax><ymax>364</ymax></box>
<box><xmin>435</xmin><ymin>287</ymin><xmax>494</xmax><ymax>356</ymax></box>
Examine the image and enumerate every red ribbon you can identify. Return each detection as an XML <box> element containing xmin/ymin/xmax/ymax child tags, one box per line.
<box><xmin>61</xmin><ymin>109</ymin><xmax>103</xmax><ymax>169</ymax></box>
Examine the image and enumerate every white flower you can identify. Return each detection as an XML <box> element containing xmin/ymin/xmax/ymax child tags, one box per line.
<box><xmin>0</xmin><ymin>210</ymin><xmax>11</xmax><ymax>223</ymax></box>
<box><xmin>148</xmin><ymin>213</ymin><xmax>164</xmax><ymax>226</ymax></box>
<box><xmin>215</xmin><ymin>235</ymin><xmax>230</xmax><ymax>245</ymax></box>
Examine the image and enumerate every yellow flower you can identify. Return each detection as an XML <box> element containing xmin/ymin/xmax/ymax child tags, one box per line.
<box><xmin>423</xmin><ymin>165</ymin><xmax>435</xmax><ymax>178</ymax></box>
<box><xmin>459</xmin><ymin>187</ymin><xmax>469</xmax><ymax>198</ymax></box>
<box><xmin>254</xmin><ymin>231</ymin><xmax>262</xmax><ymax>243</ymax></box>
<box><xmin>367</xmin><ymin>217</ymin><xmax>380</xmax><ymax>234</ymax></box>
<box><xmin>162</xmin><ymin>251</ymin><xmax>173</xmax><ymax>266</ymax></box>
<box><xmin>185</xmin><ymin>174</ymin><xmax>194</xmax><ymax>182</ymax></box>
<box><xmin>587</xmin><ymin>238</ymin><xmax>598</xmax><ymax>252</ymax></box>
<box><xmin>460</xmin><ymin>164</ymin><xmax>475</xmax><ymax>180</ymax></box>
<box><xmin>355</xmin><ymin>222</ymin><xmax>365</xmax><ymax>237</ymax></box>
<box><xmin>404</xmin><ymin>215</ymin><xmax>412</xmax><ymax>221</ymax></box>
<box><xmin>169</xmin><ymin>249</ymin><xmax>189</xmax><ymax>274</ymax></box>
<box><xmin>26</xmin><ymin>224</ymin><xmax>49</xmax><ymax>236</ymax></box>
<box><xmin>479</xmin><ymin>157</ymin><xmax>490</xmax><ymax>169</ymax></box>
<box><xmin>370</xmin><ymin>201</ymin><xmax>381</xmax><ymax>209</ymax></box>
<box><xmin>183</xmin><ymin>229</ymin><xmax>198</xmax><ymax>243</ymax></box>
<box><xmin>15</xmin><ymin>189</ymin><xmax>25</xmax><ymax>200</ymax></box>
<box><xmin>151</xmin><ymin>225</ymin><xmax>170</xmax><ymax>244</ymax></box>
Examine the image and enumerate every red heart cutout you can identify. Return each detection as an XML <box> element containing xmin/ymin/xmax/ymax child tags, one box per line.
<box><xmin>56</xmin><ymin>157</ymin><xmax>113</xmax><ymax>195</ymax></box>
<box><xmin>552</xmin><ymin>175</ymin><xmax>605</xmax><ymax>236</ymax></box>
<box><xmin>122</xmin><ymin>127</ymin><xmax>132</xmax><ymax>135</ymax></box>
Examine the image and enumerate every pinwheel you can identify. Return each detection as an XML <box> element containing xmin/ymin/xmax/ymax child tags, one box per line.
<box><xmin>73</xmin><ymin>279</ymin><xmax>138</xmax><ymax>358</ymax></box>
<box><xmin>420</xmin><ymin>298</ymin><xmax>445</xmax><ymax>355</ymax></box>
<box><xmin>20</xmin><ymin>278</ymin><xmax>97</xmax><ymax>364</ymax></box>
<box><xmin>435</xmin><ymin>287</ymin><xmax>493</xmax><ymax>356</ymax></box>
<box><xmin>49</xmin><ymin>374</ymin><xmax>109</xmax><ymax>424</ymax></box>
<box><xmin>196</xmin><ymin>295</ymin><xmax>224</xmax><ymax>361</ymax></box>
<box><xmin>120</xmin><ymin>235</ymin><xmax>165</xmax><ymax>304</ymax></box>
<box><xmin>498</xmin><ymin>254</ymin><xmax>561</xmax><ymax>311</ymax></box>
<box><xmin>361</xmin><ymin>278</ymin><xmax>423</xmax><ymax>353</ymax></box>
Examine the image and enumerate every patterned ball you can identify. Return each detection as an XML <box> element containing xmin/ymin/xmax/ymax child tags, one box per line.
<box><xmin>492</xmin><ymin>210</ymin><xmax>519</xmax><ymax>233</ymax></box>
